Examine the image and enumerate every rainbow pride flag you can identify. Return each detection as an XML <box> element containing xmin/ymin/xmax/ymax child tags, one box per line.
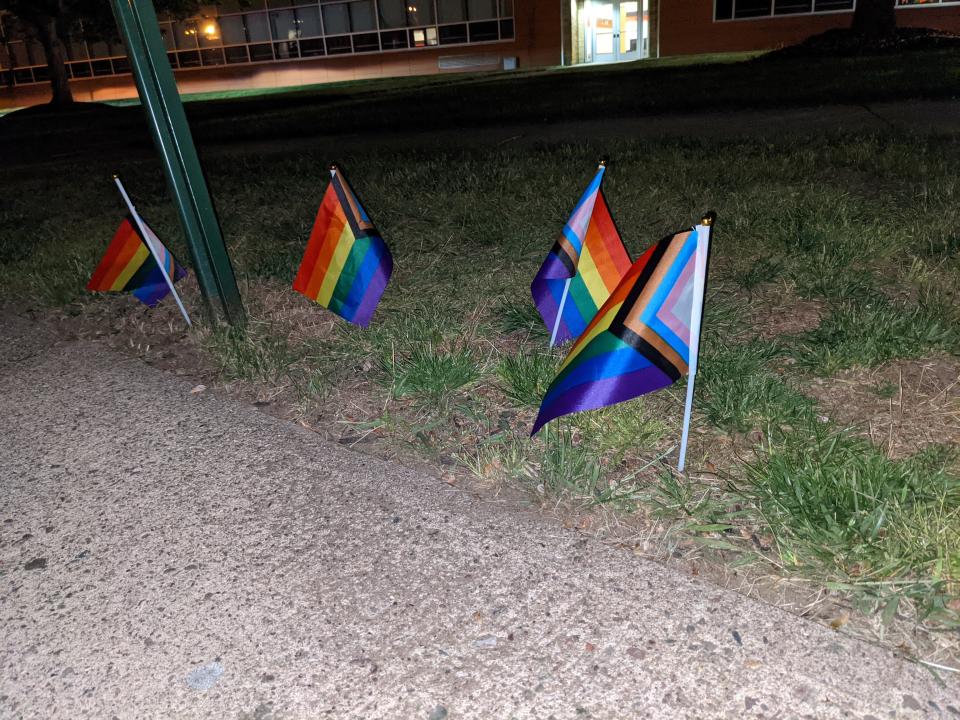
<box><xmin>293</xmin><ymin>166</ymin><xmax>392</xmax><ymax>327</ymax></box>
<box><xmin>531</xmin><ymin>163</ymin><xmax>632</xmax><ymax>346</ymax></box>
<box><xmin>87</xmin><ymin>217</ymin><xmax>186</xmax><ymax>307</ymax></box>
<box><xmin>532</xmin><ymin>224</ymin><xmax>709</xmax><ymax>435</ymax></box>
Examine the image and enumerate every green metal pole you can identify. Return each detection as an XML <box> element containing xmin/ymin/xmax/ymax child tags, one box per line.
<box><xmin>110</xmin><ymin>0</ymin><xmax>245</xmax><ymax>327</ymax></box>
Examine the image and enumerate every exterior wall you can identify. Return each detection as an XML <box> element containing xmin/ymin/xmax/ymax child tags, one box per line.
<box><xmin>517</xmin><ymin>0</ymin><xmax>563</xmax><ymax>65</ymax></box>
<box><xmin>0</xmin><ymin>0</ymin><xmax>560</xmax><ymax>109</ymax></box>
<box><xmin>561</xmin><ymin>0</ymin><xmax>576</xmax><ymax>63</ymax></box>
<box><xmin>659</xmin><ymin>0</ymin><xmax>960</xmax><ymax>56</ymax></box>
<box><xmin>574</xmin><ymin>0</ymin><xmax>587</xmax><ymax>63</ymax></box>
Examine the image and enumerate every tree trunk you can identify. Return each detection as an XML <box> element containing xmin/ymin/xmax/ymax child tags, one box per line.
<box><xmin>851</xmin><ymin>0</ymin><xmax>897</xmax><ymax>39</ymax></box>
<box><xmin>35</xmin><ymin>16</ymin><xmax>73</xmax><ymax>106</ymax></box>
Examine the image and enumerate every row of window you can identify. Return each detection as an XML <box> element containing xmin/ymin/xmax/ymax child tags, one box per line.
<box><xmin>159</xmin><ymin>0</ymin><xmax>513</xmax><ymax>52</ymax></box>
<box><xmin>0</xmin><ymin>0</ymin><xmax>514</xmax><ymax>86</ymax></box>
<box><xmin>162</xmin><ymin>18</ymin><xmax>513</xmax><ymax>70</ymax></box>
<box><xmin>715</xmin><ymin>0</ymin><xmax>959</xmax><ymax>20</ymax></box>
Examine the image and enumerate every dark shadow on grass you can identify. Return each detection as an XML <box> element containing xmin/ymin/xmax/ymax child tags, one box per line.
<box><xmin>2</xmin><ymin>46</ymin><xmax>959</xmax><ymax>167</ymax></box>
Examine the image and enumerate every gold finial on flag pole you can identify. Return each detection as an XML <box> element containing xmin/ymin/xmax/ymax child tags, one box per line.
<box><xmin>701</xmin><ymin>211</ymin><xmax>716</xmax><ymax>226</ymax></box>
<box><xmin>598</xmin><ymin>156</ymin><xmax>609</xmax><ymax>168</ymax></box>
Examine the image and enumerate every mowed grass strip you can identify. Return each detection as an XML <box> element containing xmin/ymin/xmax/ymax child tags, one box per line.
<box><xmin>739</xmin><ymin>430</ymin><xmax>960</xmax><ymax>618</ymax></box>
<box><xmin>2</xmin><ymin>132</ymin><xmax>959</xmax><ymax>630</ymax></box>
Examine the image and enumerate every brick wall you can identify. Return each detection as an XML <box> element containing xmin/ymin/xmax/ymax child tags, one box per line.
<box><xmin>659</xmin><ymin>0</ymin><xmax>960</xmax><ymax>56</ymax></box>
<box><xmin>516</xmin><ymin>0</ymin><xmax>564</xmax><ymax>66</ymax></box>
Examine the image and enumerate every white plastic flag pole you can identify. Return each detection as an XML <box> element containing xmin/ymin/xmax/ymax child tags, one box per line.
<box><xmin>549</xmin><ymin>277</ymin><xmax>572</xmax><ymax>347</ymax></box>
<box><xmin>114</xmin><ymin>176</ymin><xmax>192</xmax><ymax>328</ymax></box>
<box><xmin>548</xmin><ymin>160</ymin><xmax>607</xmax><ymax>348</ymax></box>
<box><xmin>677</xmin><ymin>214</ymin><xmax>714</xmax><ymax>473</ymax></box>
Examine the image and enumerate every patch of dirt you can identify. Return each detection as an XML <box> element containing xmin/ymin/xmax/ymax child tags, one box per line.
<box><xmin>742</xmin><ymin>284</ymin><xmax>824</xmax><ymax>340</ymax></box>
<box><xmin>809</xmin><ymin>356</ymin><xmax>960</xmax><ymax>459</ymax></box>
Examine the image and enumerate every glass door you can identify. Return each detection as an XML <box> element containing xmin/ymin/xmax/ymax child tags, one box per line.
<box><xmin>618</xmin><ymin>1</ymin><xmax>639</xmax><ymax>61</ymax></box>
<box><xmin>591</xmin><ymin>0</ymin><xmax>617</xmax><ymax>63</ymax></box>
<box><xmin>589</xmin><ymin>0</ymin><xmax>645</xmax><ymax>63</ymax></box>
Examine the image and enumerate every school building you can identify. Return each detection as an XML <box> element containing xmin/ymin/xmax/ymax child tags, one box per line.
<box><xmin>1</xmin><ymin>0</ymin><xmax>958</xmax><ymax>107</ymax></box>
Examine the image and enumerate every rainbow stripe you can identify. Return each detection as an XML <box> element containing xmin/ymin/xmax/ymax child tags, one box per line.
<box><xmin>87</xmin><ymin>217</ymin><xmax>186</xmax><ymax>307</ymax></box>
<box><xmin>292</xmin><ymin>169</ymin><xmax>392</xmax><ymax>327</ymax></box>
<box><xmin>531</xmin><ymin>165</ymin><xmax>632</xmax><ymax>344</ymax></box>
<box><xmin>532</xmin><ymin>228</ymin><xmax>702</xmax><ymax>434</ymax></box>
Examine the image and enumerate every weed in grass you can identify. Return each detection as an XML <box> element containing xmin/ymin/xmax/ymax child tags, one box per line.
<box><xmin>915</xmin><ymin>279</ymin><xmax>960</xmax><ymax>330</ymax></box>
<box><xmin>460</xmin><ymin>434</ymin><xmax>534</xmax><ymax>482</ymax></box>
<box><xmin>26</xmin><ymin>256</ymin><xmax>94</xmax><ymax>307</ymax></box>
<box><xmin>738</xmin><ymin>427</ymin><xmax>960</xmax><ymax>604</ymax></box>
<box><xmin>789</xmin><ymin>239</ymin><xmax>881</xmax><ymax>303</ymax></box>
<box><xmin>736</xmin><ymin>256</ymin><xmax>783</xmax><ymax>294</ymax></box>
<box><xmin>532</xmin><ymin>423</ymin><xmax>604</xmax><ymax>498</ymax></box>
<box><xmin>780</xmin><ymin>206</ymin><xmax>829</xmax><ymax>254</ymax></box>
<box><xmin>634</xmin><ymin>471</ymin><xmax>745</xmax><ymax>554</ymax></box>
<box><xmin>646</xmin><ymin>471</ymin><xmax>722</xmax><ymax>520</ymax></box>
<box><xmin>573</xmin><ymin>401</ymin><xmax>669</xmax><ymax>462</ymax></box>
<box><xmin>699</xmin><ymin>287</ymin><xmax>746</xmax><ymax>345</ymax></box>
<box><xmin>293</xmin><ymin>367</ymin><xmax>329</xmax><ymax>405</ymax></box>
<box><xmin>872</xmin><ymin>380</ymin><xmax>898</xmax><ymax>400</ymax></box>
<box><xmin>380</xmin><ymin>343</ymin><xmax>480</xmax><ymax>405</ymax></box>
<box><xmin>497</xmin><ymin>351</ymin><xmax>558</xmax><ymax>408</ymax></box>
<box><xmin>204</xmin><ymin>324</ymin><xmax>296</xmax><ymax>384</ymax></box>
<box><xmin>920</xmin><ymin>232</ymin><xmax>960</xmax><ymax>261</ymax></box>
<box><xmin>792</xmin><ymin>299</ymin><xmax>959</xmax><ymax>374</ymax></box>
<box><xmin>697</xmin><ymin>341</ymin><xmax>814</xmax><ymax>433</ymax></box>
<box><xmin>496</xmin><ymin>298</ymin><xmax>549</xmax><ymax>340</ymax></box>
<box><xmin>380</xmin><ymin>306</ymin><xmax>453</xmax><ymax>347</ymax></box>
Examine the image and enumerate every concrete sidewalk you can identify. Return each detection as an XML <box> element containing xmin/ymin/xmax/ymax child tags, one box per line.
<box><xmin>1</xmin><ymin>316</ymin><xmax>957</xmax><ymax>719</ymax></box>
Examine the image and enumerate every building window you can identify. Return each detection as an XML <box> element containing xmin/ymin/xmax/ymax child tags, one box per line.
<box><xmin>411</xmin><ymin>27</ymin><xmax>440</xmax><ymax>45</ymax></box>
<box><xmin>350</xmin><ymin>1</ymin><xmax>377</xmax><ymax>32</ymax></box>
<box><xmin>380</xmin><ymin>0</ymin><xmax>436</xmax><ymax>28</ymax></box>
<box><xmin>469</xmin><ymin>0</ymin><xmax>498</xmax><ymax>20</ymax></box>
<box><xmin>322</xmin><ymin>3</ymin><xmax>349</xmax><ymax>34</ymax></box>
<box><xmin>438</xmin><ymin>0</ymin><xmax>467</xmax><ymax>23</ymax></box>
<box><xmin>814</xmin><ymin>0</ymin><xmax>855</xmax><ymax>8</ymax></box>
<box><xmin>773</xmin><ymin>0</ymin><xmax>813</xmax><ymax>13</ymax></box>
<box><xmin>715</xmin><ymin>0</ymin><xmax>857</xmax><ymax>19</ymax></box>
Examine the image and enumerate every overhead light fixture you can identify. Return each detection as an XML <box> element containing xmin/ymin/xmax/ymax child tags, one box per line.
<box><xmin>202</xmin><ymin>20</ymin><xmax>220</xmax><ymax>40</ymax></box>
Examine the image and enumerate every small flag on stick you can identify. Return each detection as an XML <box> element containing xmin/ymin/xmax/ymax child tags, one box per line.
<box><xmin>293</xmin><ymin>164</ymin><xmax>393</xmax><ymax>327</ymax></box>
<box><xmin>87</xmin><ymin>178</ymin><xmax>190</xmax><ymax>326</ymax></box>
<box><xmin>531</xmin><ymin>160</ymin><xmax>632</xmax><ymax>346</ymax></box>
<box><xmin>532</xmin><ymin>214</ymin><xmax>715</xmax><ymax>471</ymax></box>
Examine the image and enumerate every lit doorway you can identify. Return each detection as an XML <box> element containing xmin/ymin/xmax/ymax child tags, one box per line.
<box><xmin>582</xmin><ymin>0</ymin><xmax>648</xmax><ymax>64</ymax></box>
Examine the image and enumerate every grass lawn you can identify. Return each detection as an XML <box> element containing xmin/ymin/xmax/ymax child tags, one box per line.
<box><xmin>2</xmin><ymin>45</ymin><xmax>959</xmax><ymax>166</ymax></box>
<box><xmin>1</xmin><ymin>49</ymin><xmax>959</xmax><ymax>666</ymax></box>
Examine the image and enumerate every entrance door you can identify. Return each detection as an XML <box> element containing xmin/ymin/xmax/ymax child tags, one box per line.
<box><xmin>618</xmin><ymin>1</ymin><xmax>640</xmax><ymax>60</ymax></box>
<box><xmin>587</xmin><ymin>0</ymin><xmax>646</xmax><ymax>64</ymax></box>
<box><xmin>591</xmin><ymin>0</ymin><xmax>618</xmax><ymax>63</ymax></box>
